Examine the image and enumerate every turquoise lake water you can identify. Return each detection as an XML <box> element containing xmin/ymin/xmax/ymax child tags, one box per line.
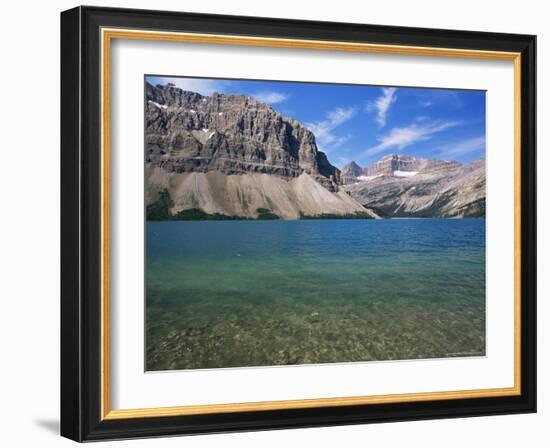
<box><xmin>145</xmin><ymin>219</ymin><xmax>486</xmax><ymax>371</ymax></box>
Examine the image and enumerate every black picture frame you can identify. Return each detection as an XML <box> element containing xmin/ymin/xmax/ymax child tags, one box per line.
<box><xmin>61</xmin><ymin>5</ymin><xmax>536</xmax><ymax>442</ymax></box>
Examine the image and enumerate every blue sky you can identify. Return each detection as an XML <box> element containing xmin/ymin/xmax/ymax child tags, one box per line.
<box><xmin>146</xmin><ymin>75</ymin><xmax>486</xmax><ymax>168</ymax></box>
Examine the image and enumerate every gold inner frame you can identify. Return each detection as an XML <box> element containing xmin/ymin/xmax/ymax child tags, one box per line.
<box><xmin>100</xmin><ymin>27</ymin><xmax>522</xmax><ymax>421</ymax></box>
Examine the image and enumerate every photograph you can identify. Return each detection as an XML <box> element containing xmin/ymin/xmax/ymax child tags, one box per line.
<box><xmin>55</xmin><ymin>4</ymin><xmax>537</xmax><ymax>442</ymax></box>
<box><xmin>144</xmin><ymin>76</ymin><xmax>487</xmax><ymax>371</ymax></box>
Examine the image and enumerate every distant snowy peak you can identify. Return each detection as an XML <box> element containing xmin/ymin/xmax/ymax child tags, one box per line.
<box><xmin>341</xmin><ymin>155</ymin><xmax>461</xmax><ymax>185</ymax></box>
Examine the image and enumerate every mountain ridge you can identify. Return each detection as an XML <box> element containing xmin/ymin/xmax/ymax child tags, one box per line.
<box><xmin>145</xmin><ymin>83</ymin><xmax>376</xmax><ymax>220</ymax></box>
<box><xmin>145</xmin><ymin>82</ymin><xmax>485</xmax><ymax>220</ymax></box>
<box><xmin>342</xmin><ymin>156</ymin><xmax>485</xmax><ymax>218</ymax></box>
<box><xmin>341</xmin><ymin>155</ymin><xmax>463</xmax><ymax>184</ymax></box>
<box><xmin>146</xmin><ymin>82</ymin><xmax>340</xmax><ymax>191</ymax></box>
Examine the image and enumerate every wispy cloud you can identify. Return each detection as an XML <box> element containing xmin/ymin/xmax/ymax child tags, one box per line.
<box><xmin>437</xmin><ymin>136</ymin><xmax>485</xmax><ymax>160</ymax></box>
<box><xmin>306</xmin><ymin>107</ymin><xmax>355</xmax><ymax>150</ymax></box>
<box><xmin>146</xmin><ymin>76</ymin><xmax>226</xmax><ymax>96</ymax></box>
<box><xmin>418</xmin><ymin>90</ymin><xmax>464</xmax><ymax>109</ymax></box>
<box><xmin>332</xmin><ymin>133</ymin><xmax>352</xmax><ymax>148</ymax></box>
<box><xmin>252</xmin><ymin>91</ymin><xmax>289</xmax><ymax>104</ymax></box>
<box><xmin>365</xmin><ymin>120</ymin><xmax>460</xmax><ymax>156</ymax></box>
<box><xmin>367</xmin><ymin>87</ymin><xmax>397</xmax><ymax>127</ymax></box>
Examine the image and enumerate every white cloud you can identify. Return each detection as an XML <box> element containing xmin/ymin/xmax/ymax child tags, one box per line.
<box><xmin>252</xmin><ymin>91</ymin><xmax>289</xmax><ymax>104</ymax></box>
<box><xmin>305</xmin><ymin>107</ymin><xmax>355</xmax><ymax>150</ymax></box>
<box><xmin>365</xmin><ymin>121</ymin><xmax>460</xmax><ymax>156</ymax></box>
<box><xmin>367</xmin><ymin>87</ymin><xmax>397</xmax><ymax>127</ymax></box>
<box><xmin>418</xmin><ymin>91</ymin><xmax>463</xmax><ymax>109</ymax></box>
<box><xmin>332</xmin><ymin>133</ymin><xmax>352</xmax><ymax>148</ymax></box>
<box><xmin>146</xmin><ymin>76</ymin><xmax>225</xmax><ymax>96</ymax></box>
<box><xmin>438</xmin><ymin>136</ymin><xmax>486</xmax><ymax>160</ymax></box>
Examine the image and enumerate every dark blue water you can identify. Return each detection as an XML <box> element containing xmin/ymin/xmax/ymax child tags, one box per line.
<box><xmin>146</xmin><ymin>219</ymin><xmax>486</xmax><ymax>370</ymax></box>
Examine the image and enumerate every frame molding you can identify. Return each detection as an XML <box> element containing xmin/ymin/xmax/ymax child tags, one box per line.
<box><xmin>61</xmin><ymin>6</ymin><xmax>536</xmax><ymax>441</ymax></box>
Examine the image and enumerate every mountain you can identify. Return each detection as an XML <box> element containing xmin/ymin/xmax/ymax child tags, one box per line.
<box><xmin>145</xmin><ymin>83</ymin><xmax>485</xmax><ymax>220</ymax></box>
<box><xmin>341</xmin><ymin>155</ymin><xmax>461</xmax><ymax>184</ymax></box>
<box><xmin>145</xmin><ymin>83</ymin><xmax>375</xmax><ymax>220</ymax></box>
<box><xmin>343</xmin><ymin>156</ymin><xmax>486</xmax><ymax>218</ymax></box>
<box><xmin>341</xmin><ymin>161</ymin><xmax>364</xmax><ymax>184</ymax></box>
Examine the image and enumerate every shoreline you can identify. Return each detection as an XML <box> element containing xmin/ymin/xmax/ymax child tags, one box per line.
<box><xmin>146</xmin><ymin>216</ymin><xmax>486</xmax><ymax>222</ymax></box>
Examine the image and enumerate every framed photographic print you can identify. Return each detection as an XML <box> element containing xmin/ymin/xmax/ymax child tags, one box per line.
<box><xmin>60</xmin><ymin>6</ymin><xmax>536</xmax><ymax>442</ymax></box>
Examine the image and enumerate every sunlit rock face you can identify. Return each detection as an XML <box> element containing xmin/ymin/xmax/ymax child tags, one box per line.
<box><xmin>145</xmin><ymin>83</ymin><xmax>374</xmax><ymax>219</ymax></box>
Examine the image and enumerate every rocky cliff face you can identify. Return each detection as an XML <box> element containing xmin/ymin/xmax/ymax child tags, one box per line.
<box><xmin>343</xmin><ymin>156</ymin><xmax>486</xmax><ymax>218</ymax></box>
<box><xmin>146</xmin><ymin>83</ymin><xmax>340</xmax><ymax>191</ymax></box>
<box><xmin>145</xmin><ymin>83</ymin><xmax>373</xmax><ymax>220</ymax></box>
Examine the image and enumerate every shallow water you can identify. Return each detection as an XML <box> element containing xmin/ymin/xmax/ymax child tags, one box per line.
<box><xmin>145</xmin><ymin>219</ymin><xmax>486</xmax><ymax>370</ymax></box>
